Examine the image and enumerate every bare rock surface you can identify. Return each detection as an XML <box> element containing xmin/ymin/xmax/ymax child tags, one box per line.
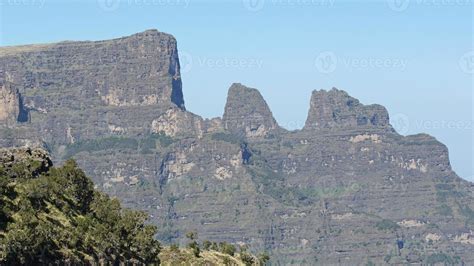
<box><xmin>1</xmin><ymin>30</ymin><xmax>473</xmax><ymax>265</ymax></box>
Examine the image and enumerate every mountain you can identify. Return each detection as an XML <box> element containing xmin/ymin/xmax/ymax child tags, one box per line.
<box><xmin>1</xmin><ymin>30</ymin><xmax>473</xmax><ymax>265</ymax></box>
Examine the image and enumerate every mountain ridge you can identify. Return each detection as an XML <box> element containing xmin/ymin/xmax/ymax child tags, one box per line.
<box><xmin>1</xmin><ymin>29</ymin><xmax>473</xmax><ymax>265</ymax></box>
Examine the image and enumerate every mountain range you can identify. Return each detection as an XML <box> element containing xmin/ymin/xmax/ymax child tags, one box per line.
<box><xmin>1</xmin><ymin>29</ymin><xmax>473</xmax><ymax>265</ymax></box>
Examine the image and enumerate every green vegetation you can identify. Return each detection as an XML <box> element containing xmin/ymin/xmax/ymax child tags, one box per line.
<box><xmin>153</xmin><ymin>132</ymin><xmax>175</xmax><ymax>147</ymax></box>
<box><xmin>436</xmin><ymin>204</ymin><xmax>453</xmax><ymax>216</ymax></box>
<box><xmin>457</xmin><ymin>202</ymin><xmax>474</xmax><ymax>225</ymax></box>
<box><xmin>63</xmin><ymin>133</ymin><xmax>176</xmax><ymax>158</ymax></box>
<box><xmin>64</xmin><ymin>137</ymin><xmax>139</xmax><ymax>158</ymax></box>
<box><xmin>0</xmin><ymin>159</ymin><xmax>161</xmax><ymax>264</ymax></box>
<box><xmin>375</xmin><ymin>219</ymin><xmax>400</xmax><ymax>232</ymax></box>
<box><xmin>425</xmin><ymin>252</ymin><xmax>459</xmax><ymax>265</ymax></box>
<box><xmin>211</xmin><ymin>132</ymin><xmax>243</xmax><ymax>145</ymax></box>
<box><xmin>186</xmin><ymin>231</ymin><xmax>200</xmax><ymax>258</ymax></box>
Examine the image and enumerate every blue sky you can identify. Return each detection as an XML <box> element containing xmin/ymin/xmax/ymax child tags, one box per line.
<box><xmin>1</xmin><ymin>0</ymin><xmax>473</xmax><ymax>181</ymax></box>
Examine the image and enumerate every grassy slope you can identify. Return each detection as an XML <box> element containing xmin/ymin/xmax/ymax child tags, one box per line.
<box><xmin>160</xmin><ymin>247</ymin><xmax>253</xmax><ymax>266</ymax></box>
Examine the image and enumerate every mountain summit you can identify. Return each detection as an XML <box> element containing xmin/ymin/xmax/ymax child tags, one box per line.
<box><xmin>1</xmin><ymin>30</ymin><xmax>473</xmax><ymax>265</ymax></box>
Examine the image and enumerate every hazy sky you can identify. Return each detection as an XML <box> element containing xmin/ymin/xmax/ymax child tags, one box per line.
<box><xmin>1</xmin><ymin>0</ymin><xmax>473</xmax><ymax>181</ymax></box>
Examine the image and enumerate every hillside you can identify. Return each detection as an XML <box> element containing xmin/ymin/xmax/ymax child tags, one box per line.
<box><xmin>1</xmin><ymin>30</ymin><xmax>473</xmax><ymax>264</ymax></box>
<box><xmin>0</xmin><ymin>147</ymin><xmax>266</xmax><ymax>265</ymax></box>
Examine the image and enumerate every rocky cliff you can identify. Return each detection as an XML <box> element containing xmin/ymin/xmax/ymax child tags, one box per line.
<box><xmin>1</xmin><ymin>30</ymin><xmax>473</xmax><ymax>265</ymax></box>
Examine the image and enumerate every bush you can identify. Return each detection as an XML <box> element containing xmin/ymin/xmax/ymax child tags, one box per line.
<box><xmin>240</xmin><ymin>252</ymin><xmax>255</xmax><ymax>266</ymax></box>
<box><xmin>219</xmin><ymin>242</ymin><xmax>236</xmax><ymax>256</ymax></box>
<box><xmin>211</xmin><ymin>132</ymin><xmax>242</xmax><ymax>144</ymax></box>
<box><xmin>188</xmin><ymin>241</ymin><xmax>200</xmax><ymax>258</ymax></box>
<box><xmin>376</xmin><ymin>219</ymin><xmax>400</xmax><ymax>231</ymax></box>
<box><xmin>222</xmin><ymin>256</ymin><xmax>232</xmax><ymax>265</ymax></box>
<box><xmin>64</xmin><ymin>137</ymin><xmax>138</xmax><ymax>158</ymax></box>
<box><xmin>170</xmin><ymin>243</ymin><xmax>180</xmax><ymax>252</ymax></box>
<box><xmin>202</xmin><ymin>240</ymin><xmax>212</xmax><ymax>250</ymax></box>
<box><xmin>258</xmin><ymin>252</ymin><xmax>270</xmax><ymax>265</ymax></box>
<box><xmin>425</xmin><ymin>253</ymin><xmax>456</xmax><ymax>265</ymax></box>
<box><xmin>186</xmin><ymin>231</ymin><xmax>200</xmax><ymax>257</ymax></box>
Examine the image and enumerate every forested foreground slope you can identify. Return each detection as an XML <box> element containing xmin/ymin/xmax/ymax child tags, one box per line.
<box><xmin>0</xmin><ymin>148</ymin><xmax>265</xmax><ymax>265</ymax></box>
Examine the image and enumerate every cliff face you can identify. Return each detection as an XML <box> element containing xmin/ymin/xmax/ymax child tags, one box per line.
<box><xmin>223</xmin><ymin>83</ymin><xmax>279</xmax><ymax>138</ymax></box>
<box><xmin>0</xmin><ymin>82</ymin><xmax>28</xmax><ymax>125</ymax></box>
<box><xmin>1</xmin><ymin>31</ymin><xmax>473</xmax><ymax>265</ymax></box>
<box><xmin>0</xmin><ymin>29</ymin><xmax>184</xmax><ymax>145</ymax></box>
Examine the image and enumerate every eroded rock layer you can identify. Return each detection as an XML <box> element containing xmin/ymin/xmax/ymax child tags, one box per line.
<box><xmin>1</xmin><ymin>31</ymin><xmax>473</xmax><ymax>265</ymax></box>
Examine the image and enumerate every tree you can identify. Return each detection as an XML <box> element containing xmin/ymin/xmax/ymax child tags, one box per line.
<box><xmin>258</xmin><ymin>252</ymin><xmax>270</xmax><ymax>265</ymax></box>
<box><xmin>219</xmin><ymin>242</ymin><xmax>236</xmax><ymax>256</ymax></box>
<box><xmin>202</xmin><ymin>240</ymin><xmax>212</xmax><ymax>250</ymax></box>
<box><xmin>240</xmin><ymin>252</ymin><xmax>255</xmax><ymax>266</ymax></box>
<box><xmin>186</xmin><ymin>231</ymin><xmax>200</xmax><ymax>257</ymax></box>
<box><xmin>0</xmin><ymin>156</ymin><xmax>161</xmax><ymax>265</ymax></box>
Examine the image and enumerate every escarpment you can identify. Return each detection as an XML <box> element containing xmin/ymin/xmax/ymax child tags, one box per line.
<box><xmin>1</xmin><ymin>30</ymin><xmax>473</xmax><ymax>265</ymax></box>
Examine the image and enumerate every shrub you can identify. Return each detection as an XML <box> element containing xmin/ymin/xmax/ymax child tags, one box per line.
<box><xmin>258</xmin><ymin>252</ymin><xmax>270</xmax><ymax>265</ymax></box>
<box><xmin>219</xmin><ymin>242</ymin><xmax>236</xmax><ymax>256</ymax></box>
<box><xmin>211</xmin><ymin>132</ymin><xmax>242</xmax><ymax>144</ymax></box>
<box><xmin>240</xmin><ymin>252</ymin><xmax>255</xmax><ymax>266</ymax></box>
<box><xmin>170</xmin><ymin>243</ymin><xmax>180</xmax><ymax>252</ymax></box>
<box><xmin>375</xmin><ymin>219</ymin><xmax>400</xmax><ymax>231</ymax></box>
<box><xmin>202</xmin><ymin>240</ymin><xmax>212</xmax><ymax>250</ymax></box>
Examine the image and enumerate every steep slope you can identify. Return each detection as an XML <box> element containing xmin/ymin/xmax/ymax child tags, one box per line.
<box><xmin>1</xmin><ymin>31</ymin><xmax>473</xmax><ymax>265</ymax></box>
<box><xmin>0</xmin><ymin>148</ymin><xmax>161</xmax><ymax>264</ymax></box>
<box><xmin>0</xmin><ymin>29</ymin><xmax>184</xmax><ymax>147</ymax></box>
<box><xmin>223</xmin><ymin>83</ymin><xmax>281</xmax><ymax>138</ymax></box>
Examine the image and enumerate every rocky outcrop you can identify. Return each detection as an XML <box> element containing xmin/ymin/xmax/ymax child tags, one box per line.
<box><xmin>0</xmin><ymin>147</ymin><xmax>52</xmax><ymax>177</ymax></box>
<box><xmin>0</xmin><ymin>29</ymin><xmax>185</xmax><ymax>145</ymax></box>
<box><xmin>0</xmin><ymin>29</ymin><xmax>184</xmax><ymax>110</ymax></box>
<box><xmin>0</xmin><ymin>82</ymin><xmax>28</xmax><ymax>125</ymax></box>
<box><xmin>304</xmin><ymin>88</ymin><xmax>391</xmax><ymax>131</ymax></box>
<box><xmin>223</xmin><ymin>83</ymin><xmax>279</xmax><ymax>138</ymax></box>
<box><xmin>1</xmin><ymin>31</ymin><xmax>473</xmax><ymax>265</ymax></box>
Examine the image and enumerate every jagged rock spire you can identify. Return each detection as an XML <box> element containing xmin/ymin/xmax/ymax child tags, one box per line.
<box><xmin>303</xmin><ymin>88</ymin><xmax>391</xmax><ymax>131</ymax></box>
<box><xmin>222</xmin><ymin>83</ymin><xmax>278</xmax><ymax>138</ymax></box>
